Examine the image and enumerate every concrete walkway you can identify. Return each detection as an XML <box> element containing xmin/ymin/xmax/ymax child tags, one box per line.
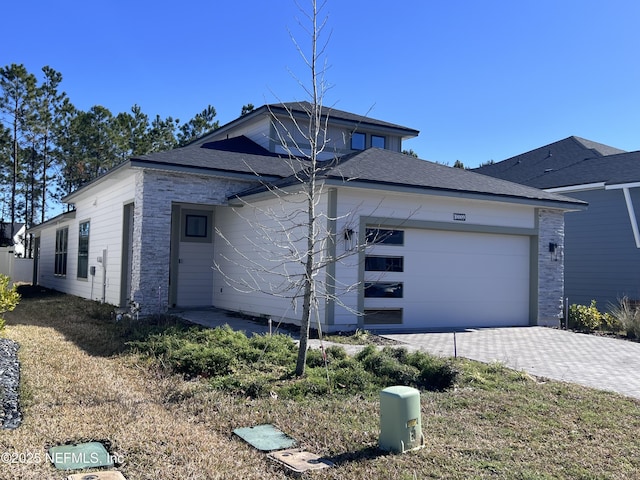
<box><xmin>174</xmin><ymin>309</ymin><xmax>640</xmax><ymax>400</ymax></box>
<box><xmin>382</xmin><ymin>327</ymin><xmax>640</xmax><ymax>400</ymax></box>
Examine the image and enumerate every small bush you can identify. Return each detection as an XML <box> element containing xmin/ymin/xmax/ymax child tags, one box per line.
<box><xmin>355</xmin><ymin>346</ymin><xmax>458</xmax><ymax>390</ymax></box>
<box><xmin>0</xmin><ymin>274</ymin><xmax>20</xmax><ymax>330</ymax></box>
<box><xmin>568</xmin><ymin>300</ymin><xmax>604</xmax><ymax>332</ymax></box>
<box><xmin>330</xmin><ymin>358</ymin><xmax>376</xmax><ymax>393</ymax></box>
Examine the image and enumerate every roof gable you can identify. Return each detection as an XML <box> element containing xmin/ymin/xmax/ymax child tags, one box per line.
<box><xmin>195</xmin><ymin>101</ymin><xmax>419</xmax><ymax>146</ymax></box>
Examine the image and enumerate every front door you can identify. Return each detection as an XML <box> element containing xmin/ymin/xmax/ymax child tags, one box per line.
<box><xmin>169</xmin><ymin>205</ymin><xmax>215</xmax><ymax>308</ymax></box>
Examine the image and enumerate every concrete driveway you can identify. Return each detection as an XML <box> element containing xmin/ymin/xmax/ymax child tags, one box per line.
<box><xmin>382</xmin><ymin>327</ymin><xmax>640</xmax><ymax>400</ymax></box>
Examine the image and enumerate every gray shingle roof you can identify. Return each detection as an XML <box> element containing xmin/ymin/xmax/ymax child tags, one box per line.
<box><xmin>132</xmin><ymin>136</ymin><xmax>302</xmax><ymax>178</ymax></box>
<box><xmin>271</xmin><ymin>101</ymin><xmax>420</xmax><ymax>137</ymax></box>
<box><xmin>194</xmin><ymin>102</ymin><xmax>420</xmax><ymax>146</ymax></box>
<box><xmin>473</xmin><ymin>136</ymin><xmax>629</xmax><ymax>189</ymax></box>
<box><xmin>472</xmin><ymin>136</ymin><xmax>640</xmax><ymax>189</ymax></box>
<box><xmin>538</xmin><ymin>151</ymin><xmax>640</xmax><ymax>187</ymax></box>
<box><xmin>235</xmin><ymin>148</ymin><xmax>586</xmax><ymax>207</ymax></box>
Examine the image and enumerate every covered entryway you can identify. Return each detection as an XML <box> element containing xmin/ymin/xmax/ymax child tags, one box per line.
<box><xmin>169</xmin><ymin>204</ymin><xmax>215</xmax><ymax>308</ymax></box>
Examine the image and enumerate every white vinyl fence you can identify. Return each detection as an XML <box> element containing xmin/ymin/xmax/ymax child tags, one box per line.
<box><xmin>0</xmin><ymin>247</ymin><xmax>33</xmax><ymax>285</ymax></box>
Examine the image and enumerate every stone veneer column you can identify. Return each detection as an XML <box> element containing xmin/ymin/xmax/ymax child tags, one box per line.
<box><xmin>129</xmin><ymin>169</ymin><xmax>255</xmax><ymax>315</ymax></box>
<box><xmin>129</xmin><ymin>169</ymin><xmax>172</xmax><ymax>314</ymax></box>
<box><xmin>537</xmin><ymin>208</ymin><xmax>565</xmax><ymax>326</ymax></box>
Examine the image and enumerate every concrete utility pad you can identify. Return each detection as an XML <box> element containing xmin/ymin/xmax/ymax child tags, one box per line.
<box><xmin>66</xmin><ymin>471</ymin><xmax>127</xmax><ymax>480</ymax></box>
<box><xmin>269</xmin><ymin>448</ymin><xmax>333</xmax><ymax>473</ymax></box>
<box><xmin>233</xmin><ymin>424</ymin><xmax>297</xmax><ymax>451</ymax></box>
<box><xmin>49</xmin><ymin>442</ymin><xmax>113</xmax><ymax>470</ymax></box>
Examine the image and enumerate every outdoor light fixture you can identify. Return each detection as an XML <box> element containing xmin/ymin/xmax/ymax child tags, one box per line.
<box><xmin>344</xmin><ymin>228</ymin><xmax>355</xmax><ymax>251</ymax></box>
<box><xmin>549</xmin><ymin>242</ymin><xmax>559</xmax><ymax>261</ymax></box>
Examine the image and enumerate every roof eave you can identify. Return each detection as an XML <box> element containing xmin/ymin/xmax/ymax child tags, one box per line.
<box><xmin>324</xmin><ymin>178</ymin><xmax>587</xmax><ymax>211</ymax></box>
<box><xmin>129</xmin><ymin>158</ymin><xmax>283</xmax><ymax>182</ymax></box>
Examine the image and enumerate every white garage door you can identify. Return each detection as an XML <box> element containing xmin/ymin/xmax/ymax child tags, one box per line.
<box><xmin>365</xmin><ymin>228</ymin><xmax>530</xmax><ymax>329</ymax></box>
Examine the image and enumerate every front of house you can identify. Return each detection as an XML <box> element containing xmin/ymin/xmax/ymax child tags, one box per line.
<box><xmin>28</xmin><ymin>103</ymin><xmax>585</xmax><ymax>331</ymax></box>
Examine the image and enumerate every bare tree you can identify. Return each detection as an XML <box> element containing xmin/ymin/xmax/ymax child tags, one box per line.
<box><xmin>216</xmin><ymin>0</ymin><xmax>354</xmax><ymax>376</ymax></box>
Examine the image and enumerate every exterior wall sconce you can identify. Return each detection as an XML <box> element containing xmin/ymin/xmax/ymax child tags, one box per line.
<box><xmin>549</xmin><ymin>242</ymin><xmax>559</xmax><ymax>261</ymax></box>
<box><xmin>344</xmin><ymin>228</ymin><xmax>356</xmax><ymax>251</ymax></box>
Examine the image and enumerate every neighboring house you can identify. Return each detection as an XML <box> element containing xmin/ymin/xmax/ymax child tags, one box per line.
<box><xmin>28</xmin><ymin>103</ymin><xmax>585</xmax><ymax>332</ymax></box>
<box><xmin>0</xmin><ymin>222</ymin><xmax>26</xmax><ymax>257</ymax></box>
<box><xmin>475</xmin><ymin>136</ymin><xmax>640</xmax><ymax>309</ymax></box>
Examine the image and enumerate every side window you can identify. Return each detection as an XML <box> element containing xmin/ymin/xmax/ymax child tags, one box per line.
<box><xmin>371</xmin><ymin>135</ymin><xmax>386</xmax><ymax>149</ymax></box>
<box><xmin>55</xmin><ymin>227</ymin><xmax>68</xmax><ymax>276</ymax></box>
<box><xmin>181</xmin><ymin>210</ymin><xmax>213</xmax><ymax>243</ymax></box>
<box><xmin>364</xmin><ymin>282</ymin><xmax>403</xmax><ymax>298</ymax></box>
<box><xmin>365</xmin><ymin>228</ymin><xmax>404</xmax><ymax>245</ymax></box>
<box><xmin>365</xmin><ymin>256</ymin><xmax>404</xmax><ymax>272</ymax></box>
<box><xmin>77</xmin><ymin>221</ymin><xmax>90</xmax><ymax>279</ymax></box>
<box><xmin>351</xmin><ymin>132</ymin><xmax>365</xmax><ymax>150</ymax></box>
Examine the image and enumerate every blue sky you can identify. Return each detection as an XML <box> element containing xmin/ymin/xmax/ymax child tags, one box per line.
<box><xmin>4</xmin><ymin>0</ymin><xmax>640</xmax><ymax>167</ymax></box>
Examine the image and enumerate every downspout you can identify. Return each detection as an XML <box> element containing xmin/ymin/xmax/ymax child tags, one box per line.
<box><xmin>622</xmin><ymin>188</ymin><xmax>640</xmax><ymax>249</ymax></box>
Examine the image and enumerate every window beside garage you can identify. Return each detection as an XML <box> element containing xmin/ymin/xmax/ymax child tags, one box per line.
<box><xmin>365</xmin><ymin>228</ymin><xmax>404</xmax><ymax>245</ymax></box>
<box><xmin>364</xmin><ymin>309</ymin><xmax>403</xmax><ymax>324</ymax></box>
<box><xmin>365</xmin><ymin>282</ymin><xmax>403</xmax><ymax>298</ymax></box>
<box><xmin>365</xmin><ymin>255</ymin><xmax>404</xmax><ymax>272</ymax></box>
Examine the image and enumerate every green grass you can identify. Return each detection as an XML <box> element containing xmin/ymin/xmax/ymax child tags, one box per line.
<box><xmin>2</xmin><ymin>286</ymin><xmax>640</xmax><ymax>479</ymax></box>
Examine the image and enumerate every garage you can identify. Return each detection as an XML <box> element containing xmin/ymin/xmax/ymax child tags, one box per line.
<box><xmin>364</xmin><ymin>227</ymin><xmax>531</xmax><ymax>329</ymax></box>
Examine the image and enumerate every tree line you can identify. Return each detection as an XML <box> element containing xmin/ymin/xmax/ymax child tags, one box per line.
<box><xmin>0</xmin><ymin>63</ymin><xmax>222</xmax><ymax>238</ymax></box>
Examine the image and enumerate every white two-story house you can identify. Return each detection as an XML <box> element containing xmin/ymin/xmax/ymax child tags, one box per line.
<box><xmin>29</xmin><ymin>102</ymin><xmax>584</xmax><ymax>331</ymax></box>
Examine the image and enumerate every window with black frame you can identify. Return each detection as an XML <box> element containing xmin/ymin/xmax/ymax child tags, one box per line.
<box><xmin>77</xmin><ymin>221</ymin><xmax>90</xmax><ymax>278</ymax></box>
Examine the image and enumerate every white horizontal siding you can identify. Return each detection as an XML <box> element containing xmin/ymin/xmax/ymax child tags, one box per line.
<box><xmin>330</xmin><ymin>187</ymin><xmax>536</xmax><ymax>327</ymax></box>
<box><xmin>214</xmin><ymin>191</ymin><xmax>329</xmax><ymax>323</ymax></box>
<box><xmin>37</xmin><ymin>173</ymin><xmax>136</xmax><ymax>305</ymax></box>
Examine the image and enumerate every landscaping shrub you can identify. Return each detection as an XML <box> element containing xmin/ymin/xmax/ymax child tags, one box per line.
<box><xmin>608</xmin><ymin>297</ymin><xmax>640</xmax><ymax>339</ymax></box>
<box><xmin>132</xmin><ymin>325</ymin><xmax>458</xmax><ymax>397</ymax></box>
<box><xmin>355</xmin><ymin>345</ymin><xmax>458</xmax><ymax>391</ymax></box>
<box><xmin>0</xmin><ymin>274</ymin><xmax>20</xmax><ymax>330</ymax></box>
<box><xmin>568</xmin><ymin>300</ymin><xmax>604</xmax><ymax>332</ymax></box>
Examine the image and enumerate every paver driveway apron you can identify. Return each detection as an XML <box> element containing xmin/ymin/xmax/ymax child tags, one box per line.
<box><xmin>382</xmin><ymin>326</ymin><xmax>640</xmax><ymax>400</ymax></box>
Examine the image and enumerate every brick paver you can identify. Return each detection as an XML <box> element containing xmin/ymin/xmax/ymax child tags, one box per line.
<box><xmin>382</xmin><ymin>327</ymin><xmax>640</xmax><ymax>400</ymax></box>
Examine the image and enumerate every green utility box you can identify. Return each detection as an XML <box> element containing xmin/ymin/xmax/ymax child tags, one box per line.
<box><xmin>379</xmin><ymin>386</ymin><xmax>425</xmax><ymax>453</ymax></box>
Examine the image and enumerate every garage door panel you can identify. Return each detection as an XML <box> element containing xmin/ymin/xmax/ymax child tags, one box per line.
<box><xmin>366</xmin><ymin>228</ymin><xmax>530</xmax><ymax>329</ymax></box>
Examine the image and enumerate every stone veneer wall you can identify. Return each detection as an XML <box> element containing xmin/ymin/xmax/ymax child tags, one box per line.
<box><xmin>537</xmin><ymin>208</ymin><xmax>565</xmax><ymax>326</ymax></box>
<box><xmin>130</xmin><ymin>169</ymin><xmax>256</xmax><ymax>314</ymax></box>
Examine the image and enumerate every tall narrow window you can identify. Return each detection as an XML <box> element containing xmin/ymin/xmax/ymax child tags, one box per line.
<box><xmin>55</xmin><ymin>227</ymin><xmax>68</xmax><ymax>276</ymax></box>
<box><xmin>77</xmin><ymin>221</ymin><xmax>90</xmax><ymax>279</ymax></box>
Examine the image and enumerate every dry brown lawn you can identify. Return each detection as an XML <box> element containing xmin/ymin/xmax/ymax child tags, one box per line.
<box><xmin>1</xmin><ymin>288</ymin><xmax>640</xmax><ymax>479</ymax></box>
